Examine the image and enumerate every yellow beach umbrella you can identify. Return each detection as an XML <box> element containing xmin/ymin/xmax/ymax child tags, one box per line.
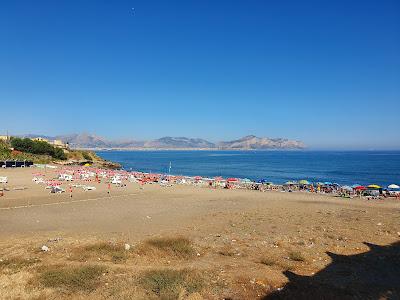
<box><xmin>367</xmin><ymin>184</ymin><xmax>381</xmax><ymax>189</ymax></box>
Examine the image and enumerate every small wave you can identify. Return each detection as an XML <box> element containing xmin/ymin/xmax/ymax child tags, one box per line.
<box><xmin>207</xmin><ymin>154</ymin><xmax>245</xmax><ymax>157</ymax></box>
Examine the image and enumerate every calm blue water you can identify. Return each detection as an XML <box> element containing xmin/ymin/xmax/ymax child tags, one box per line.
<box><xmin>96</xmin><ymin>151</ymin><xmax>400</xmax><ymax>187</ymax></box>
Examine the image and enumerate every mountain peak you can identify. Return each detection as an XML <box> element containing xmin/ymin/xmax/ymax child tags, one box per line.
<box><xmin>23</xmin><ymin>133</ymin><xmax>305</xmax><ymax>150</ymax></box>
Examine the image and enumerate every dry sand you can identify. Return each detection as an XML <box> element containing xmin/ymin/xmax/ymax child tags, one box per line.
<box><xmin>0</xmin><ymin>167</ymin><xmax>399</xmax><ymax>299</ymax></box>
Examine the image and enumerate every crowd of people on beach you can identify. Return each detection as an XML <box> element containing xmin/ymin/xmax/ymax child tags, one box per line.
<box><xmin>1</xmin><ymin>164</ymin><xmax>399</xmax><ymax>200</ymax></box>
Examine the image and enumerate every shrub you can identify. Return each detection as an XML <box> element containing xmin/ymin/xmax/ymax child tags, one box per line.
<box><xmin>70</xmin><ymin>242</ymin><xmax>128</xmax><ymax>264</ymax></box>
<box><xmin>38</xmin><ymin>265</ymin><xmax>106</xmax><ymax>292</ymax></box>
<box><xmin>10</xmin><ymin>137</ymin><xmax>66</xmax><ymax>160</ymax></box>
<box><xmin>141</xmin><ymin>237</ymin><xmax>195</xmax><ymax>258</ymax></box>
<box><xmin>288</xmin><ymin>251</ymin><xmax>305</xmax><ymax>262</ymax></box>
<box><xmin>260</xmin><ymin>256</ymin><xmax>276</xmax><ymax>266</ymax></box>
<box><xmin>139</xmin><ymin>269</ymin><xmax>203</xmax><ymax>299</ymax></box>
<box><xmin>54</xmin><ymin>147</ymin><xmax>67</xmax><ymax>160</ymax></box>
<box><xmin>0</xmin><ymin>257</ymin><xmax>40</xmax><ymax>272</ymax></box>
<box><xmin>81</xmin><ymin>151</ymin><xmax>93</xmax><ymax>161</ymax></box>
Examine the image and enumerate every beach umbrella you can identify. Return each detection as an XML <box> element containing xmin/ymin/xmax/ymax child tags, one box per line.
<box><xmin>341</xmin><ymin>185</ymin><xmax>353</xmax><ymax>191</ymax></box>
<box><xmin>227</xmin><ymin>178</ymin><xmax>238</xmax><ymax>182</ymax></box>
<box><xmin>324</xmin><ymin>181</ymin><xmax>333</xmax><ymax>185</ymax></box>
<box><xmin>285</xmin><ymin>181</ymin><xmax>296</xmax><ymax>185</ymax></box>
<box><xmin>388</xmin><ymin>184</ymin><xmax>400</xmax><ymax>189</ymax></box>
<box><xmin>298</xmin><ymin>180</ymin><xmax>310</xmax><ymax>185</ymax></box>
<box><xmin>367</xmin><ymin>184</ymin><xmax>381</xmax><ymax>189</ymax></box>
<box><xmin>242</xmin><ymin>178</ymin><xmax>252</xmax><ymax>183</ymax></box>
<box><xmin>258</xmin><ymin>179</ymin><xmax>267</xmax><ymax>184</ymax></box>
<box><xmin>351</xmin><ymin>184</ymin><xmax>361</xmax><ymax>188</ymax></box>
<box><xmin>194</xmin><ymin>176</ymin><xmax>202</xmax><ymax>181</ymax></box>
<box><xmin>214</xmin><ymin>176</ymin><xmax>223</xmax><ymax>181</ymax></box>
<box><xmin>354</xmin><ymin>186</ymin><xmax>366</xmax><ymax>191</ymax></box>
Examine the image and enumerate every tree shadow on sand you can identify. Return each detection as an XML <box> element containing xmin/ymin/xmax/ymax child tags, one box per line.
<box><xmin>264</xmin><ymin>241</ymin><xmax>400</xmax><ymax>300</ymax></box>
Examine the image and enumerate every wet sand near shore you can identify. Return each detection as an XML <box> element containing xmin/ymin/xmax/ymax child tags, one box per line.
<box><xmin>0</xmin><ymin>167</ymin><xmax>399</xmax><ymax>299</ymax></box>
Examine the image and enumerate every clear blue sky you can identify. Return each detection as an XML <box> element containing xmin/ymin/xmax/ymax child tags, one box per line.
<box><xmin>1</xmin><ymin>0</ymin><xmax>399</xmax><ymax>149</ymax></box>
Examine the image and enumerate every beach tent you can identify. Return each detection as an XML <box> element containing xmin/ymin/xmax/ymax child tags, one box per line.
<box><xmin>367</xmin><ymin>184</ymin><xmax>381</xmax><ymax>189</ymax></box>
<box><xmin>388</xmin><ymin>184</ymin><xmax>400</xmax><ymax>189</ymax></box>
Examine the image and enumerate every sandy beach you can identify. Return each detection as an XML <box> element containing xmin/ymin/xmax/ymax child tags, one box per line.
<box><xmin>0</xmin><ymin>167</ymin><xmax>399</xmax><ymax>299</ymax></box>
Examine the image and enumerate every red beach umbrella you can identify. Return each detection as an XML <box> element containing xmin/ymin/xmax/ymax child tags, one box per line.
<box><xmin>354</xmin><ymin>186</ymin><xmax>366</xmax><ymax>191</ymax></box>
<box><xmin>227</xmin><ymin>178</ymin><xmax>238</xmax><ymax>182</ymax></box>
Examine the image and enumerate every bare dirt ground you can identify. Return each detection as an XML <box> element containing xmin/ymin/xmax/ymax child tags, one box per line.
<box><xmin>0</xmin><ymin>168</ymin><xmax>399</xmax><ymax>299</ymax></box>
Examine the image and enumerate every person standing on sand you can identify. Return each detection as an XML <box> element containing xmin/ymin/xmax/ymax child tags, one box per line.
<box><xmin>140</xmin><ymin>179</ymin><xmax>144</xmax><ymax>189</ymax></box>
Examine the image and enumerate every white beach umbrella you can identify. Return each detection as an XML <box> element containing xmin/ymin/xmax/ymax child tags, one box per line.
<box><xmin>388</xmin><ymin>184</ymin><xmax>400</xmax><ymax>189</ymax></box>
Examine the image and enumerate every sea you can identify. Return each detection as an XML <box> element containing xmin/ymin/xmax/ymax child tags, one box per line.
<box><xmin>96</xmin><ymin>150</ymin><xmax>400</xmax><ymax>187</ymax></box>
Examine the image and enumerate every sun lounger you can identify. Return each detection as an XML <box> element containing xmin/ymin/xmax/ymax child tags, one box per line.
<box><xmin>13</xmin><ymin>187</ymin><xmax>27</xmax><ymax>191</ymax></box>
<box><xmin>50</xmin><ymin>186</ymin><xmax>65</xmax><ymax>193</ymax></box>
<box><xmin>83</xmin><ymin>186</ymin><xmax>96</xmax><ymax>191</ymax></box>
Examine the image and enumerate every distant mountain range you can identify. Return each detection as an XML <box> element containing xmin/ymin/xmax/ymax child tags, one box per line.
<box><xmin>21</xmin><ymin>133</ymin><xmax>306</xmax><ymax>150</ymax></box>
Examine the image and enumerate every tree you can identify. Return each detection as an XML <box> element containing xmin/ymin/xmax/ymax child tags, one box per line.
<box><xmin>10</xmin><ymin>137</ymin><xmax>67</xmax><ymax>160</ymax></box>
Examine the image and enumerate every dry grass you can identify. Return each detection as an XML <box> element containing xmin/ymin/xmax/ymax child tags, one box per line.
<box><xmin>218</xmin><ymin>245</ymin><xmax>237</xmax><ymax>257</ymax></box>
<box><xmin>288</xmin><ymin>250</ymin><xmax>305</xmax><ymax>262</ymax></box>
<box><xmin>259</xmin><ymin>252</ymin><xmax>296</xmax><ymax>271</ymax></box>
<box><xmin>0</xmin><ymin>257</ymin><xmax>40</xmax><ymax>272</ymax></box>
<box><xmin>70</xmin><ymin>242</ymin><xmax>128</xmax><ymax>263</ymax></box>
<box><xmin>138</xmin><ymin>237</ymin><xmax>195</xmax><ymax>259</ymax></box>
<box><xmin>139</xmin><ymin>269</ymin><xmax>204</xmax><ymax>299</ymax></box>
<box><xmin>260</xmin><ymin>256</ymin><xmax>277</xmax><ymax>266</ymax></box>
<box><xmin>36</xmin><ymin>264</ymin><xmax>106</xmax><ymax>292</ymax></box>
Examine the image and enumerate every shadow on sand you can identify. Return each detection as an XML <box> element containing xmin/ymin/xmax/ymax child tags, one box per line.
<box><xmin>264</xmin><ymin>241</ymin><xmax>400</xmax><ymax>300</ymax></box>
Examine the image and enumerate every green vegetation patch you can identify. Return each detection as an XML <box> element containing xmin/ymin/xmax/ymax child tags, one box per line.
<box><xmin>38</xmin><ymin>264</ymin><xmax>106</xmax><ymax>292</ymax></box>
<box><xmin>81</xmin><ymin>151</ymin><xmax>93</xmax><ymax>161</ymax></box>
<box><xmin>0</xmin><ymin>257</ymin><xmax>40</xmax><ymax>272</ymax></box>
<box><xmin>142</xmin><ymin>237</ymin><xmax>195</xmax><ymax>258</ymax></box>
<box><xmin>139</xmin><ymin>269</ymin><xmax>203</xmax><ymax>300</ymax></box>
<box><xmin>10</xmin><ymin>137</ymin><xmax>66</xmax><ymax>160</ymax></box>
<box><xmin>71</xmin><ymin>242</ymin><xmax>128</xmax><ymax>264</ymax></box>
